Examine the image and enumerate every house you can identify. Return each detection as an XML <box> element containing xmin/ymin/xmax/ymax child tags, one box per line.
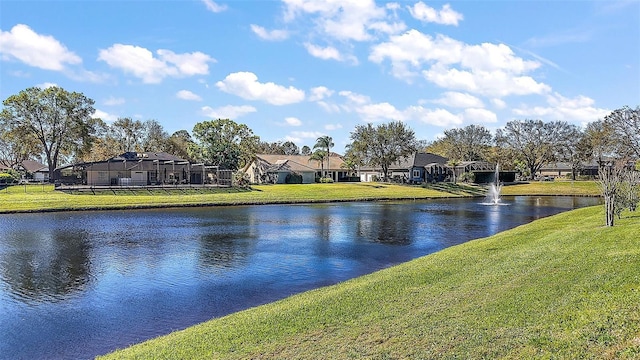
<box><xmin>55</xmin><ymin>152</ymin><xmax>228</xmax><ymax>186</ymax></box>
<box><xmin>266</xmin><ymin>159</ymin><xmax>317</xmax><ymax>184</ymax></box>
<box><xmin>243</xmin><ymin>154</ymin><xmax>348</xmax><ymax>184</ymax></box>
<box><xmin>537</xmin><ymin>162</ymin><xmax>599</xmax><ymax>179</ymax></box>
<box><xmin>18</xmin><ymin>160</ymin><xmax>49</xmax><ymax>182</ymax></box>
<box><xmin>358</xmin><ymin>152</ymin><xmax>449</xmax><ymax>183</ymax></box>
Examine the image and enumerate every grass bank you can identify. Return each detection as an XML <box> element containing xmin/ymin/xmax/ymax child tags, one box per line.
<box><xmin>0</xmin><ymin>181</ymin><xmax>601</xmax><ymax>213</ymax></box>
<box><xmin>0</xmin><ymin>183</ymin><xmax>471</xmax><ymax>213</ymax></box>
<box><xmin>501</xmin><ymin>180</ymin><xmax>601</xmax><ymax>196</ymax></box>
<box><xmin>100</xmin><ymin>206</ymin><xmax>639</xmax><ymax>359</ymax></box>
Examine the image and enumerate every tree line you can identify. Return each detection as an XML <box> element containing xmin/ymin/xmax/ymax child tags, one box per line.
<box><xmin>1</xmin><ymin>86</ymin><xmax>638</xmax><ymax>225</ymax></box>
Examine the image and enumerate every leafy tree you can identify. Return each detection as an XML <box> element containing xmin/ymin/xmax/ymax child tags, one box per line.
<box><xmin>80</xmin><ymin>118</ymin><xmax>120</xmax><ymax>162</ymax></box>
<box><xmin>111</xmin><ymin>117</ymin><xmax>144</xmax><ymax>152</ymax></box>
<box><xmin>0</xmin><ymin>86</ymin><xmax>95</xmax><ymax>182</ymax></box>
<box><xmin>0</xmin><ymin>129</ymin><xmax>38</xmax><ymax>168</ymax></box>
<box><xmin>314</xmin><ymin>135</ymin><xmax>334</xmax><ymax>178</ymax></box>
<box><xmin>140</xmin><ymin>119</ymin><xmax>169</xmax><ymax>152</ymax></box>
<box><xmin>301</xmin><ymin>145</ymin><xmax>312</xmax><ymax>156</ymax></box>
<box><xmin>550</xmin><ymin>122</ymin><xmax>582</xmax><ymax>180</ymax></box>
<box><xmin>282</xmin><ymin>141</ymin><xmax>300</xmax><ymax>155</ymax></box>
<box><xmin>347</xmin><ymin>121</ymin><xmax>417</xmax><ymax>182</ymax></box>
<box><xmin>256</xmin><ymin>141</ymin><xmax>285</xmax><ymax>155</ymax></box>
<box><xmin>429</xmin><ymin>125</ymin><xmax>493</xmax><ymax>162</ymax></box>
<box><xmin>578</xmin><ymin>120</ymin><xmax>616</xmax><ymax>166</ymax></box>
<box><xmin>495</xmin><ymin>120</ymin><xmax>571</xmax><ymax>180</ymax></box>
<box><xmin>191</xmin><ymin>119</ymin><xmax>259</xmax><ymax>170</ymax></box>
<box><xmin>604</xmin><ymin>106</ymin><xmax>640</xmax><ymax>158</ymax></box>
<box><xmin>166</xmin><ymin>130</ymin><xmax>195</xmax><ymax>161</ymax></box>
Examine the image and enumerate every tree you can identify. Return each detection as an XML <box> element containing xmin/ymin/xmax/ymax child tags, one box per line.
<box><xmin>282</xmin><ymin>141</ymin><xmax>300</xmax><ymax>155</ymax></box>
<box><xmin>140</xmin><ymin>119</ymin><xmax>169</xmax><ymax>152</ymax></box>
<box><xmin>599</xmin><ymin>160</ymin><xmax>626</xmax><ymax>226</ymax></box>
<box><xmin>347</xmin><ymin>121</ymin><xmax>417</xmax><ymax>182</ymax></box>
<box><xmin>309</xmin><ymin>150</ymin><xmax>327</xmax><ymax>179</ymax></box>
<box><xmin>314</xmin><ymin>135</ymin><xmax>334</xmax><ymax>178</ymax></box>
<box><xmin>0</xmin><ymin>87</ymin><xmax>95</xmax><ymax>182</ymax></box>
<box><xmin>111</xmin><ymin>117</ymin><xmax>144</xmax><ymax>153</ymax></box>
<box><xmin>429</xmin><ymin>125</ymin><xmax>493</xmax><ymax>162</ymax></box>
<box><xmin>166</xmin><ymin>130</ymin><xmax>195</xmax><ymax>161</ymax></box>
<box><xmin>495</xmin><ymin>120</ymin><xmax>569</xmax><ymax>180</ymax></box>
<box><xmin>301</xmin><ymin>145</ymin><xmax>312</xmax><ymax>156</ymax></box>
<box><xmin>604</xmin><ymin>106</ymin><xmax>640</xmax><ymax>158</ymax></box>
<box><xmin>191</xmin><ymin>119</ymin><xmax>259</xmax><ymax>170</ymax></box>
<box><xmin>0</xmin><ymin>129</ymin><xmax>38</xmax><ymax>168</ymax></box>
<box><xmin>550</xmin><ymin>122</ymin><xmax>582</xmax><ymax>180</ymax></box>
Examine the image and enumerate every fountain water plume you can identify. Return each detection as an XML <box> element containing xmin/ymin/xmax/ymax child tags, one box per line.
<box><xmin>484</xmin><ymin>163</ymin><xmax>503</xmax><ymax>205</ymax></box>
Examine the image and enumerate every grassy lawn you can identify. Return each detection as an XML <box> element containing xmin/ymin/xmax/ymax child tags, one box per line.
<box><xmin>100</xmin><ymin>205</ymin><xmax>640</xmax><ymax>359</ymax></box>
<box><xmin>0</xmin><ymin>183</ymin><xmax>467</xmax><ymax>213</ymax></box>
<box><xmin>501</xmin><ymin>180</ymin><xmax>601</xmax><ymax>197</ymax></box>
<box><xmin>0</xmin><ymin>181</ymin><xmax>602</xmax><ymax>213</ymax></box>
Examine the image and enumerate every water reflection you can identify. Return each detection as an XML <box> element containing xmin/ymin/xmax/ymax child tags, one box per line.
<box><xmin>0</xmin><ymin>196</ymin><xmax>601</xmax><ymax>359</ymax></box>
<box><xmin>0</xmin><ymin>227</ymin><xmax>91</xmax><ymax>304</ymax></box>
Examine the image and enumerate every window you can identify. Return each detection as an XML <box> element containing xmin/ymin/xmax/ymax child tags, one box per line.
<box><xmin>412</xmin><ymin>169</ymin><xmax>421</xmax><ymax>178</ymax></box>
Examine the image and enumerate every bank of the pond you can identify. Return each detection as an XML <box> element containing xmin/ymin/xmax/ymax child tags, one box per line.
<box><xmin>0</xmin><ymin>181</ymin><xmax>600</xmax><ymax>214</ymax></box>
<box><xmin>100</xmin><ymin>205</ymin><xmax>639</xmax><ymax>359</ymax></box>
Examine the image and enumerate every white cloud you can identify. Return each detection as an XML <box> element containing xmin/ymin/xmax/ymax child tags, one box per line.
<box><xmin>201</xmin><ymin>105</ymin><xmax>257</xmax><ymax>119</ymax></box>
<box><xmin>93</xmin><ymin>109</ymin><xmax>118</xmax><ymax>122</ymax></box>
<box><xmin>339</xmin><ymin>90</ymin><xmax>371</xmax><ymax>105</ymax></box>
<box><xmin>308</xmin><ymin>86</ymin><xmax>334</xmax><ymax>101</ymax></box>
<box><xmin>176</xmin><ymin>90</ymin><xmax>202</xmax><ymax>101</ymax></box>
<box><xmin>423</xmin><ymin>64</ymin><xmax>551</xmax><ymax>97</ymax></box>
<box><xmin>98</xmin><ymin>44</ymin><xmax>214</xmax><ymax>83</ymax></box>
<box><xmin>491</xmin><ymin>98</ymin><xmax>507</xmax><ymax>109</ymax></box>
<box><xmin>356</xmin><ymin>102</ymin><xmax>405</xmax><ymax>122</ymax></box>
<box><xmin>0</xmin><ymin>24</ymin><xmax>81</xmax><ymax>71</ymax></box>
<box><xmin>36</xmin><ymin>82</ymin><xmax>57</xmax><ymax>89</ymax></box>
<box><xmin>325</xmin><ymin>123</ymin><xmax>343</xmax><ymax>130</ymax></box>
<box><xmin>104</xmin><ymin>96</ymin><xmax>125</xmax><ymax>106</ymax></box>
<box><xmin>406</xmin><ymin>106</ymin><xmax>463</xmax><ymax>127</ymax></box>
<box><xmin>316</xmin><ymin>101</ymin><xmax>341</xmax><ymax>113</ymax></box>
<box><xmin>216</xmin><ymin>71</ymin><xmax>305</xmax><ymax>105</ymax></box>
<box><xmin>284</xmin><ymin>117</ymin><xmax>302</xmax><ymax>126</ymax></box>
<box><xmin>304</xmin><ymin>43</ymin><xmax>342</xmax><ymax>61</ymax></box>
<box><xmin>433</xmin><ymin>91</ymin><xmax>484</xmax><ymax>108</ymax></box>
<box><xmin>288</xmin><ymin>130</ymin><xmax>325</xmax><ymax>139</ymax></box>
<box><xmin>462</xmin><ymin>108</ymin><xmax>498</xmax><ymax>123</ymax></box>
<box><xmin>202</xmin><ymin>0</ymin><xmax>227</xmax><ymax>13</ymax></box>
<box><xmin>513</xmin><ymin>93</ymin><xmax>610</xmax><ymax>124</ymax></box>
<box><xmin>408</xmin><ymin>2</ymin><xmax>463</xmax><ymax>26</ymax></box>
<box><xmin>250</xmin><ymin>25</ymin><xmax>289</xmax><ymax>41</ymax></box>
<box><xmin>370</xmin><ymin>29</ymin><xmax>550</xmax><ymax>97</ymax></box>
<box><xmin>283</xmin><ymin>0</ymin><xmax>399</xmax><ymax>42</ymax></box>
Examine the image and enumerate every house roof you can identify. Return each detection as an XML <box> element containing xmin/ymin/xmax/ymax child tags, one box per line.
<box><xmin>266</xmin><ymin>159</ymin><xmax>317</xmax><ymax>173</ymax></box>
<box><xmin>256</xmin><ymin>154</ymin><xmax>345</xmax><ymax>170</ymax></box>
<box><xmin>19</xmin><ymin>160</ymin><xmax>48</xmax><ymax>173</ymax></box>
<box><xmin>112</xmin><ymin>152</ymin><xmax>188</xmax><ymax>162</ymax></box>
<box><xmin>360</xmin><ymin>152</ymin><xmax>448</xmax><ymax>171</ymax></box>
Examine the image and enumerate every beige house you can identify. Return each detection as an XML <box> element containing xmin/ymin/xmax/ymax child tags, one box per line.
<box><xmin>243</xmin><ymin>154</ymin><xmax>348</xmax><ymax>184</ymax></box>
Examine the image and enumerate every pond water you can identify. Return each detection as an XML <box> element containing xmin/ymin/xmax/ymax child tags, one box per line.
<box><xmin>0</xmin><ymin>196</ymin><xmax>601</xmax><ymax>359</ymax></box>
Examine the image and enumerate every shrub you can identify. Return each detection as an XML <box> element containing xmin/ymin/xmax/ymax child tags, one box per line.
<box><xmin>0</xmin><ymin>172</ymin><xmax>18</xmax><ymax>184</ymax></box>
<box><xmin>285</xmin><ymin>173</ymin><xmax>303</xmax><ymax>184</ymax></box>
<box><xmin>319</xmin><ymin>177</ymin><xmax>334</xmax><ymax>183</ymax></box>
<box><xmin>459</xmin><ymin>172</ymin><xmax>475</xmax><ymax>183</ymax></box>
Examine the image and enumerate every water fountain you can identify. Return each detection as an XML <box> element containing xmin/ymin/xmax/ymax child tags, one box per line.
<box><xmin>484</xmin><ymin>163</ymin><xmax>504</xmax><ymax>205</ymax></box>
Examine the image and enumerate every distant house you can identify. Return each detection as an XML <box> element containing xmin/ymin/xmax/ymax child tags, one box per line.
<box><xmin>19</xmin><ymin>160</ymin><xmax>49</xmax><ymax>182</ymax></box>
<box><xmin>266</xmin><ymin>159</ymin><xmax>317</xmax><ymax>184</ymax></box>
<box><xmin>537</xmin><ymin>162</ymin><xmax>599</xmax><ymax>179</ymax></box>
<box><xmin>56</xmin><ymin>152</ymin><xmax>228</xmax><ymax>186</ymax></box>
<box><xmin>359</xmin><ymin>152</ymin><xmax>449</xmax><ymax>183</ymax></box>
<box><xmin>244</xmin><ymin>154</ymin><xmax>348</xmax><ymax>184</ymax></box>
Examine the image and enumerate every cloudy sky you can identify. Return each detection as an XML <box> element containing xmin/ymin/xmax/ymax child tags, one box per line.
<box><xmin>1</xmin><ymin>0</ymin><xmax>638</xmax><ymax>153</ymax></box>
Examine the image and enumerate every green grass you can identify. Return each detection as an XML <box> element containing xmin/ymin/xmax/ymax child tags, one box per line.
<box><xmin>501</xmin><ymin>180</ymin><xmax>601</xmax><ymax>197</ymax></box>
<box><xmin>0</xmin><ymin>183</ymin><xmax>462</xmax><ymax>213</ymax></box>
<box><xmin>100</xmin><ymin>206</ymin><xmax>639</xmax><ymax>359</ymax></box>
<box><xmin>0</xmin><ymin>181</ymin><xmax>602</xmax><ymax>213</ymax></box>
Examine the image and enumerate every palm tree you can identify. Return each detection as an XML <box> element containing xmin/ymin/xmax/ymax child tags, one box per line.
<box><xmin>314</xmin><ymin>135</ymin><xmax>334</xmax><ymax>179</ymax></box>
<box><xmin>309</xmin><ymin>150</ymin><xmax>327</xmax><ymax>180</ymax></box>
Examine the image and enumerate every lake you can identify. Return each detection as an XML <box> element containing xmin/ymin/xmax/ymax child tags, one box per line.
<box><xmin>0</xmin><ymin>196</ymin><xmax>601</xmax><ymax>359</ymax></box>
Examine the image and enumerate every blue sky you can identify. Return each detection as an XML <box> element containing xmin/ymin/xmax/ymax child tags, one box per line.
<box><xmin>2</xmin><ymin>0</ymin><xmax>639</xmax><ymax>153</ymax></box>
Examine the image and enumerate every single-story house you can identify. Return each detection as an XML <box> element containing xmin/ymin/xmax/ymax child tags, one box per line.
<box><xmin>537</xmin><ymin>162</ymin><xmax>599</xmax><ymax>179</ymax></box>
<box><xmin>266</xmin><ymin>159</ymin><xmax>317</xmax><ymax>184</ymax></box>
<box><xmin>359</xmin><ymin>152</ymin><xmax>449</xmax><ymax>183</ymax></box>
<box><xmin>243</xmin><ymin>154</ymin><xmax>349</xmax><ymax>184</ymax></box>
<box><xmin>18</xmin><ymin>160</ymin><xmax>49</xmax><ymax>182</ymax></box>
<box><xmin>56</xmin><ymin>152</ymin><xmax>227</xmax><ymax>186</ymax></box>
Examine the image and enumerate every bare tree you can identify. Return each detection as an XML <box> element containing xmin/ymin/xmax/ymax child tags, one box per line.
<box><xmin>598</xmin><ymin>160</ymin><xmax>627</xmax><ymax>226</ymax></box>
<box><xmin>604</xmin><ymin>106</ymin><xmax>640</xmax><ymax>158</ymax></box>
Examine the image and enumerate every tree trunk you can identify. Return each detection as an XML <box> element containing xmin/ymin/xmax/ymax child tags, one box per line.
<box><xmin>605</xmin><ymin>195</ymin><xmax>615</xmax><ymax>226</ymax></box>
